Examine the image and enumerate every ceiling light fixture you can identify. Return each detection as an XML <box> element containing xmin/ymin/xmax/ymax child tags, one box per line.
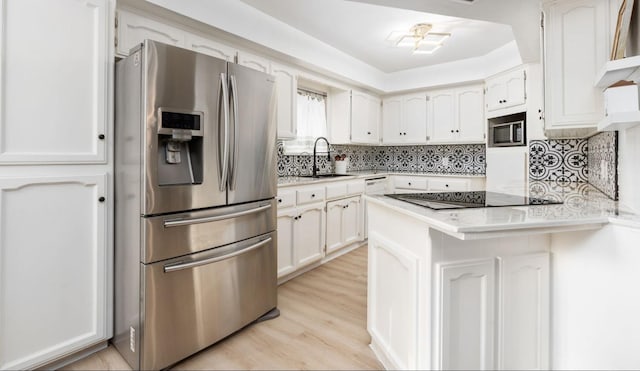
<box><xmin>386</xmin><ymin>23</ymin><xmax>451</xmax><ymax>55</ymax></box>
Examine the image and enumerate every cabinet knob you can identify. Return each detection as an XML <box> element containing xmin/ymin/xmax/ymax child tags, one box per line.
<box><xmin>98</xmin><ymin>134</ymin><xmax>105</xmax><ymax>140</ymax></box>
<box><xmin>278</xmin><ymin>199</ymin><xmax>282</xmax><ymax>203</ymax></box>
<box><xmin>98</xmin><ymin>196</ymin><xmax>105</xmax><ymax>202</ymax></box>
<box><xmin>298</xmin><ymin>215</ymin><xmax>302</xmax><ymax>220</ymax></box>
<box><xmin>450</xmin><ymin>130</ymin><xmax>454</xmax><ymax>133</ymax></box>
<box><xmin>408</xmin><ymin>182</ymin><xmax>412</xmax><ymax>186</ymax></box>
<box><xmin>455</xmin><ymin>130</ymin><xmax>459</xmax><ymax>133</ymax></box>
<box><xmin>367</xmin><ymin>131</ymin><xmax>371</xmax><ymax>135</ymax></box>
<box><xmin>445</xmin><ymin>184</ymin><xmax>449</xmax><ymax>187</ymax></box>
<box><xmin>311</xmin><ymin>194</ymin><xmax>315</xmax><ymax>198</ymax></box>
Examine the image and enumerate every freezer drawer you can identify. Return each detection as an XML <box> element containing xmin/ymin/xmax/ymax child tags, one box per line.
<box><xmin>143</xmin><ymin>199</ymin><xmax>275</xmax><ymax>263</ymax></box>
<box><xmin>140</xmin><ymin>231</ymin><xmax>277</xmax><ymax>370</ymax></box>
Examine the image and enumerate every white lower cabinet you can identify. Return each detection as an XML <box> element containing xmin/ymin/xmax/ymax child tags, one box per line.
<box><xmin>437</xmin><ymin>259</ymin><xmax>496</xmax><ymax>370</ymax></box>
<box><xmin>326</xmin><ymin>196</ymin><xmax>362</xmax><ymax>254</ymax></box>
<box><xmin>0</xmin><ymin>175</ymin><xmax>110</xmax><ymax>370</ymax></box>
<box><xmin>435</xmin><ymin>252</ymin><xmax>550</xmax><ymax>370</ymax></box>
<box><xmin>276</xmin><ymin>203</ymin><xmax>325</xmax><ymax>277</ymax></box>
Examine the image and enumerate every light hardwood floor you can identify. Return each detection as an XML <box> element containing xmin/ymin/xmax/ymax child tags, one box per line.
<box><xmin>62</xmin><ymin>246</ymin><xmax>382</xmax><ymax>370</ymax></box>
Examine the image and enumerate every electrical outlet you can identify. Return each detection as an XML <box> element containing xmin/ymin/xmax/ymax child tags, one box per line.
<box><xmin>130</xmin><ymin>326</ymin><xmax>136</xmax><ymax>353</ymax></box>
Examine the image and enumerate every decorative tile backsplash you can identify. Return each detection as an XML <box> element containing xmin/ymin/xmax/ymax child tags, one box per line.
<box><xmin>276</xmin><ymin>141</ymin><xmax>486</xmax><ymax>177</ymax></box>
<box><xmin>528</xmin><ymin>135</ymin><xmax>618</xmax><ymax>200</ymax></box>
<box><xmin>587</xmin><ymin>131</ymin><xmax>618</xmax><ymax>200</ymax></box>
<box><xmin>529</xmin><ymin>139</ymin><xmax>588</xmax><ymax>183</ymax></box>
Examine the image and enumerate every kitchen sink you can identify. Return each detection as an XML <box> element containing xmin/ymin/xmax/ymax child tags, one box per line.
<box><xmin>299</xmin><ymin>173</ymin><xmax>353</xmax><ymax>178</ymax></box>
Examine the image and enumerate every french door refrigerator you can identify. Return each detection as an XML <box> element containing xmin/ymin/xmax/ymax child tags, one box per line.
<box><xmin>114</xmin><ymin>40</ymin><xmax>278</xmax><ymax>370</ymax></box>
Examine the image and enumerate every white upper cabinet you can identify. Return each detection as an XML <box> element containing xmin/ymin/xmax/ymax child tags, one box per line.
<box><xmin>237</xmin><ymin>50</ymin><xmax>271</xmax><ymax>74</ymax></box>
<box><xmin>0</xmin><ymin>0</ymin><xmax>111</xmax><ymax>164</ymax></box>
<box><xmin>272</xmin><ymin>63</ymin><xmax>298</xmax><ymax>139</ymax></box>
<box><xmin>382</xmin><ymin>93</ymin><xmax>428</xmax><ymax>145</ymax></box>
<box><xmin>543</xmin><ymin>0</ymin><xmax>609</xmax><ymax>131</ymax></box>
<box><xmin>485</xmin><ymin>67</ymin><xmax>527</xmax><ymax>115</ymax></box>
<box><xmin>351</xmin><ymin>90</ymin><xmax>381</xmax><ymax>144</ymax></box>
<box><xmin>116</xmin><ymin>10</ymin><xmax>184</xmax><ymax>56</ymax></box>
<box><xmin>428</xmin><ymin>84</ymin><xmax>484</xmax><ymax>144</ymax></box>
<box><xmin>185</xmin><ymin>33</ymin><xmax>237</xmax><ymax>62</ymax></box>
<box><xmin>457</xmin><ymin>86</ymin><xmax>486</xmax><ymax>142</ymax></box>
<box><xmin>428</xmin><ymin>90</ymin><xmax>456</xmax><ymax>143</ymax></box>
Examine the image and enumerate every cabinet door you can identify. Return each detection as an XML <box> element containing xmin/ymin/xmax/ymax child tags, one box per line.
<box><xmin>368</xmin><ymin>235</ymin><xmax>419</xmax><ymax>370</ymax></box>
<box><xmin>294</xmin><ymin>203</ymin><xmax>324</xmax><ymax>267</ymax></box>
<box><xmin>116</xmin><ymin>10</ymin><xmax>184</xmax><ymax>57</ymax></box>
<box><xmin>276</xmin><ymin>210</ymin><xmax>296</xmax><ymax>278</ymax></box>
<box><xmin>499</xmin><ymin>252</ymin><xmax>550</xmax><ymax>370</ymax></box>
<box><xmin>382</xmin><ymin>97</ymin><xmax>403</xmax><ymax>144</ymax></box>
<box><xmin>1</xmin><ymin>0</ymin><xmax>111</xmax><ymax>164</ymax></box>
<box><xmin>457</xmin><ymin>87</ymin><xmax>485</xmax><ymax>142</ymax></box>
<box><xmin>351</xmin><ymin>91</ymin><xmax>371</xmax><ymax>143</ymax></box>
<box><xmin>272</xmin><ymin>63</ymin><xmax>297</xmax><ymax>139</ymax></box>
<box><xmin>503</xmin><ymin>69</ymin><xmax>526</xmax><ymax>109</ymax></box>
<box><xmin>237</xmin><ymin>51</ymin><xmax>270</xmax><ymax>73</ymax></box>
<box><xmin>545</xmin><ymin>0</ymin><xmax>608</xmax><ymax>128</ymax></box>
<box><xmin>486</xmin><ymin>75</ymin><xmax>507</xmax><ymax>112</ymax></box>
<box><xmin>185</xmin><ymin>33</ymin><xmax>236</xmax><ymax>61</ymax></box>
<box><xmin>367</xmin><ymin>95</ymin><xmax>381</xmax><ymax>143</ymax></box>
<box><xmin>0</xmin><ymin>175</ymin><xmax>109</xmax><ymax>370</ymax></box>
<box><xmin>325</xmin><ymin>200</ymin><xmax>345</xmax><ymax>254</ymax></box>
<box><xmin>438</xmin><ymin>259</ymin><xmax>496</xmax><ymax>370</ymax></box>
<box><xmin>342</xmin><ymin>196</ymin><xmax>362</xmax><ymax>246</ymax></box>
<box><xmin>428</xmin><ymin>90</ymin><xmax>456</xmax><ymax>143</ymax></box>
<box><xmin>403</xmin><ymin>93</ymin><xmax>428</xmax><ymax>144</ymax></box>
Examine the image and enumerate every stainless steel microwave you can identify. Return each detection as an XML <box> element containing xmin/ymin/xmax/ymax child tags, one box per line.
<box><xmin>489</xmin><ymin>120</ymin><xmax>525</xmax><ymax>147</ymax></box>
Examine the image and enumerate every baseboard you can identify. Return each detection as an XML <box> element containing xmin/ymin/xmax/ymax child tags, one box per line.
<box><xmin>369</xmin><ymin>336</ymin><xmax>397</xmax><ymax>371</ymax></box>
<box><xmin>36</xmin><ymin>340</ymin><xmax>108</xmax><ymax>370</ymax></box>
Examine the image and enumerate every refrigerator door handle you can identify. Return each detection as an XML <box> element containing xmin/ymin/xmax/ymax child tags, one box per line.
<box><xmin>229</xmin><ymin>74</ymin><xmax>239</xmax><ymax>191</ymax></box>
<box><xmin>219</xmin><ymin>72</ymin><xmax>230</xmax><ymax>192</ymax></box>
<box><xmin>163</xmin><ymin>203</ymin><xmax>272</xmax><ymax>228</ymax></box>
<box><xmin>163</xmin><ymin>236</ymin><xmax>272</xmax><ymax>273</ymax></box>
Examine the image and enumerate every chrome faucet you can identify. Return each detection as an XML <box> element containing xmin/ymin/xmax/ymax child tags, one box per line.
<box><xmin>312</xmin><ymin>137</ymin><xmax>331</xmax><ymax>178</ymax></box>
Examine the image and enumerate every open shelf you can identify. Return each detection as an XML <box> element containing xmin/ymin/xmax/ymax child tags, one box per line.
<box><xmin>595</xmin><ymin>55</ymin><xmax>640</xmax><ymax>88</ymax></box>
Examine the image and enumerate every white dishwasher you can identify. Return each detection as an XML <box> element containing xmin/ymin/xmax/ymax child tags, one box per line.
<box><xmin>364</xmin><ymin>176</ymin><xmax>388</xmax><ymax>239</ymax></box>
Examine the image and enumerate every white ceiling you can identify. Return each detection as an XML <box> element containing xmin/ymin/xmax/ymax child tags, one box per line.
<box><xmin>238</xmin><ymin>0</ymin><xmax>516</xmax><ymax>73</ymax></box>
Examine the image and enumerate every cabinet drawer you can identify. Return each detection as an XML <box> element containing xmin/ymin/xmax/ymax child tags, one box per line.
<box><xmin>393</xmin><ymin>176</ymin><xmax>427</xmax><ymax>190</ymax></box>
<box><xmin>326</xmin><ymin>183</ymin><xmax>348</xmax><ymax>200</ymax></box>
<box><xmin>276</xmin><ymin>190</ymin><xmax>296</xmax><ymax>208</ymax></box>
<box><xmin>297</xmin><ymin>187</ymin><xmax>325</xmax><ymax>205</ymax></box>
<box><xmin>346</xmin><ymin>180</ymin><xmax>365</xmax><ymax>195</ymax></box>
<box><xmin>428</xmin><ymin>178</ymin><xmax>470</xmax><ymax>192</ymax></box>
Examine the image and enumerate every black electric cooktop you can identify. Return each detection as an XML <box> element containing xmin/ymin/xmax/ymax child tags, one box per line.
<box><xmin>385</xmin><ymin>191</ymin><xmax>563</xmax><ymax>210</ymax></box>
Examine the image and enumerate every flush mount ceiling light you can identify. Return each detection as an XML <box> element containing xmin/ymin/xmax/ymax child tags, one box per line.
<box><xmin>386</xmin><ymin>23</ymin><xmax>451</xmax><ymax>55</ymax></box>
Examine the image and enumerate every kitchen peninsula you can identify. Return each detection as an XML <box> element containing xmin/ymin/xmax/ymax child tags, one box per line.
<box><xmin>365</xmin><ymin>183</ymin><xmax>640</xmax><ymax>370</ymax></box>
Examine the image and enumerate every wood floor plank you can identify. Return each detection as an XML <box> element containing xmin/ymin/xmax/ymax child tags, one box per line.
<box><xmin>62</xmin><ymin>246</ymin><xmax>381</xmax><ymax>370</ymax></box>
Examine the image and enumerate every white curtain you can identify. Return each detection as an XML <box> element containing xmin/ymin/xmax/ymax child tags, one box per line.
<box><xmin>296</xmin><ymin>91</ymin><xmax>327</xmax><ymax>139</ymax></box>
<box><xmin>283</xmin><ymin>90</ymin><xmax>328</xmax><ymax>154</ymax></box>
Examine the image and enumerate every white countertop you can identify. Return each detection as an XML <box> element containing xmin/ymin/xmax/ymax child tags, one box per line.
<box><xmin>277</xmin><ymin>171</ymin><xmax>485</xmax><ymax>187</ymax></box>
<box><xmin>366</xmin><ymin>182</ymin><xmax>640</xmax><ymax>239</ymax></box>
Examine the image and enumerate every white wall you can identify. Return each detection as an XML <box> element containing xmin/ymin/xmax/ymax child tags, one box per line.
<box><xmin>551</xmin><ymin>224</ymin><xmax>640</xmax><ymax>370</ymax></box>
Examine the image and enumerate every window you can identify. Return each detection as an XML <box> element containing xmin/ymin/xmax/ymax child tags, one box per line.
<box><xmin>282</xmin><ymin>88</ymin><xmax>328</xmax><ymax>154</ymax></box>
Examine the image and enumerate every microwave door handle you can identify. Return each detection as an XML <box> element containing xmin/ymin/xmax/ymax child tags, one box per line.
<box><xmin>229</xmin><ymin>74</ymin><xmax>239</xmax><ymax>191</ymax></box>
<box><xmin>510</xmin><ymin>124</ymin><xmax>514</xmax><ymax>143</ymax></box>
<box><xmin>218</xmin><ymin>73</ymin><xmax>230</xmax><ymax>192</ymax></box>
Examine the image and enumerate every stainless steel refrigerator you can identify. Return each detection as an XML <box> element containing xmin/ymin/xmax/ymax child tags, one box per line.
<box><xmin>113</xmin><ymin>40</ymin><xmax>278</xmax><ymax>370</ymax></box>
